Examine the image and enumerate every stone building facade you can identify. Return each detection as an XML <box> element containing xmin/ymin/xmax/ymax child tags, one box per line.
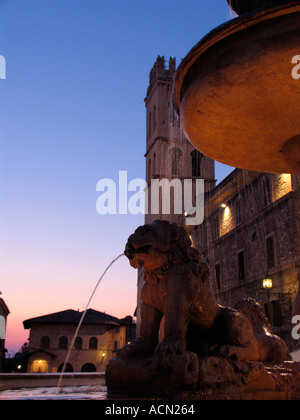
<box><xmin>23</xmin><ymin>309</ymin><xmax>134</xmax><ymax>373</ymax></box>
<box><xmin>0</xmin><ymin>297</ymin><xmax>10</xmax><ymax>372</ymax></box>
<box><xmin>192</xmin><ymin>169</ymin><xmax>300</xmax><ymax>350</ymax></box>
<box><xmin>137</xmin><ymin>55</ymin><xmax>300</xmax><ymax>351</ymax></box>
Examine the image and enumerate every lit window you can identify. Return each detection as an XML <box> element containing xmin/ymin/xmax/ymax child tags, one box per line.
<box><xmin>31</xmin><ymin>360</ymin><xmax>49</xmax><ymax>373</ymax></box>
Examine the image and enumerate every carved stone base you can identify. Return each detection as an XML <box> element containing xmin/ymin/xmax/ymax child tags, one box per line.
<box><xmin>106</xmin><ymin>354</ymin><xmax>300</xmax><ymax>400</ymax></box>
<box><xmin>105</xmin><ymin>351</ymin><xmax>199</xmax><ymax>397</ymax></box>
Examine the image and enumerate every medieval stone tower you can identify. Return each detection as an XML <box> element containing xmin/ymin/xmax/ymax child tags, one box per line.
<box><xmin>144</xmin><ymin>56</ymin><xmax>216</xmax><ymax>225</ymax></box>
<box><xmin>136</xmin><ymin>56</ymin><xmax>216</xmax><ymax>333</ymax></box>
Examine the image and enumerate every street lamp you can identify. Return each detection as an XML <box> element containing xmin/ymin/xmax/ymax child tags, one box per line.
<box><xmin>263</xmin><ymin>278</ymin><xmax>273</xmax><ymax>304</ymax></box>
<box><xmin>263</xmin><ymin>277</ymin><xmax>273</xmax><ymax>324</ymax></box>
<box><xmin>263</xmin><ymin>278</ymin><xmax>273</xmax><ymax>291</ymax></box>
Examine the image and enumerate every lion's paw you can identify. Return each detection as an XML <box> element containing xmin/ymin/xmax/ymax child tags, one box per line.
<box><xmin>155</xmin><ymin>336</ymin><xmax>186</xmax><ymax>357</ymax></box>
<box><xmin>117</xmin><ymin>336</ymin><xmax>156</xmax><ymax>360</ymax></box>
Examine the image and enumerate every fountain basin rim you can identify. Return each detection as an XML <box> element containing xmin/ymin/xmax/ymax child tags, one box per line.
<box><xmin>172</xmin><ymin>1</ymin><xmax>300</xmax><ymax>114</ymax></box>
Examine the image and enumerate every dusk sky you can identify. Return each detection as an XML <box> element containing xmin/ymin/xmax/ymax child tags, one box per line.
<box><xmin>0</xmin><ymin>0</ymin><xmax>235</xmax><ymax>354</ymax></box>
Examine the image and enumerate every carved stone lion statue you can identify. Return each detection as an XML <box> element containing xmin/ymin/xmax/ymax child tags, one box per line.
<box><xmin>119</xmin><ymin>220</ymin><xmax>291</xmax><ymax>363</ymax></box>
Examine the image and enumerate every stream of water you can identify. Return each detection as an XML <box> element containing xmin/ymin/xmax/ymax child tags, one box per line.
<box><xmin>56</xmin><ymin>253</ymin><xmax>125</xmax><ymax>393</ymax></box>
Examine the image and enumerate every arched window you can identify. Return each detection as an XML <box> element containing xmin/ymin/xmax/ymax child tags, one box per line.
<box><xmin>74</xmin><ymin>336</ymin><xmax>82</xmax><ymax>349</ymax></box>
<box><xmin>153</xmin><ymin>105</ymin><xmax>156</xmax><ymax>133</ymax></box>
<box><xmin>148</xmin><ymin>158</ymin><xmax>152</xmax><ymax>184</ymax></box>
<box><xmin>153</xmin><ymin>153</ymin><xmax>156</xmax><ymax>177</ymax></box>
<box><xmin>89</xmin><ymin>337</ymin><xmax>98</xmax><ymax>349</ymax></box>
<box><xmin>148</xmin><ymin>111</ymin><xmax>152</xmax><ymax>139</ymax></box>
<box><xmin>41</xmin><ymin>336</ymin><xmax>50</xmax><ymax>349</ymax></box>
<box><xmin>31</xmin><ymin>359</ymin><xmax>49</xmax><ymax>373</ymax></box>
<box><xmin>57</xmin><ymin>363</ymin><xmax>73</xmax><ymax>372</ymax></box>
<box><xmin>169</xmin><ymin>100</ymin><xmax>180</xmax><ymax>127</ymax></box>
<box><xmin>59</xmin><ymin>336</ymin><xmax>68</xmax><ymax>349</ymax></box>
<box><xmin>81</xmin><ymin>363</ymin><xmax>96</xmax><ymax>372</ymax></box>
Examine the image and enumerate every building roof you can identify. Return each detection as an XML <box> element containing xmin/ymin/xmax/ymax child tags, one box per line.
<box><xmin>23</xmin><ymin>308</ymin><xmax>126</xmax><ymax>330</ymax></box>
<box><xmin>0</xmin><ymin>298</ymin><xmax>10</xmax><ymax>317</ymax></box>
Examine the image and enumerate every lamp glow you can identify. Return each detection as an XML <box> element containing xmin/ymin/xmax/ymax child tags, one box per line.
<box><xmin>263</xmin><ymin>278</ymin><xmax>273</xmax><ymax>289</ymax></box>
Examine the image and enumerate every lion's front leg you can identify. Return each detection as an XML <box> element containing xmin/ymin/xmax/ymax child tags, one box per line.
<box><xmin>117</xmin><ymin>302</ymin><xmax>162</xmax><ymax>360</ymax></box>
<box><xmin>155</xmin><ymin>293</ymin><xmax>188</xmax><ymax>357</ymax></box>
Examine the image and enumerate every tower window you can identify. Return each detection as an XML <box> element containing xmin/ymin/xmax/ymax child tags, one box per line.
<box><xmin>148</xmin><ymin>112</ymin><xmax>152</xmax><ymax>139</ymax></box>
<box><xmin>169</xmin><ymin>100</ymin><xmax>180</xmax><ymax>127</ymax></box>
<box><xmin>153</xmin><ymin>106</ymin><xmax>156</xmax><ymax>133</ymax></box>
<box><xmin>191</xmin><ymin>150</ymin><xmax>203</xmax><ymax>177</ymax></box>
<box><xmin>170</xmin><ymin>147</ymin><xmax>182</xmax><ymax>175</ymax></box>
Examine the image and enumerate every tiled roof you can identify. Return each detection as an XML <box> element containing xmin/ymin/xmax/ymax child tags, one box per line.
<box><xmin>23</xmin><ymin>308</ymin><xmax>124</xmax><ymax>329</ymax></box>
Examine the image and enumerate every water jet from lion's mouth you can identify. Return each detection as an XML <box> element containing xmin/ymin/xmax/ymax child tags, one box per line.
<box><xmin>56</xmin><ymin>252</ymin><xmax>125</xmax><ymax>395</ymax></box>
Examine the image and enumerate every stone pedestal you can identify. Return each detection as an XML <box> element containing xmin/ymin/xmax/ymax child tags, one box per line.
<box><xmin>106</xmin><ymin>354</ymin><xmax>300</xmax><ymax>400</ymax></box>
<box><xmin>106</xmin><ymin>352</ymin><xmax>199</xmax><ymax>397</ymax></box>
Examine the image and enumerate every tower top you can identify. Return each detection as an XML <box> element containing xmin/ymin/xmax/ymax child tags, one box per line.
<box><xmin>147</xmin><ymin>56</ymin><xmax>176</xmax><ymax>97</ymax></box>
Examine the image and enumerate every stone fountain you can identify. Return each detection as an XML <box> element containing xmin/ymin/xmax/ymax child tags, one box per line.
<box><xmin>172</xmin><ymin>0</ymin><xmax>300</xmax><ymax>324</ymax></box>
<box><xmin>173</xmin><ymin>0</ymin><xmax>300</xmax><ymax>174</ymax></box>
<box><xmin>106</xmin><ymin>0</ymin><xmax>300</xmax><ymax>399</ymax></box>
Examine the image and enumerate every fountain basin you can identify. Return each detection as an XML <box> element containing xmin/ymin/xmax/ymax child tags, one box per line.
<box><xmin>227</xmin><ymin>0</ymin><xmax>300</xmax><ymax>15</ymax></box>
<box><xmin>173</xmin><ymin>2</ymin><xmax>300</xmax><ymax>173</ymax></box>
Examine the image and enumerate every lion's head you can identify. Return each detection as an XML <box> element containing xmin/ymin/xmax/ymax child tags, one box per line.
<box><xmin>124</xmin><ymin>220</ymin><xmax>205</xmax><ymax>274</ymax></box>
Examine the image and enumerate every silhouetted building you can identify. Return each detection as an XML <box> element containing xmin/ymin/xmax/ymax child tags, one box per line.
<box><xmin>0</xmin><ymin>297</ymin><xmax>10</xmax><ymax>372</ymax></box>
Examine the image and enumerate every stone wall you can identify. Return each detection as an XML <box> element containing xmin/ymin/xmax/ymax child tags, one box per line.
<box><xmin>191</xmin><ymin>171</ymin><xmax>300</xmax><ymax>351</ymax></box>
